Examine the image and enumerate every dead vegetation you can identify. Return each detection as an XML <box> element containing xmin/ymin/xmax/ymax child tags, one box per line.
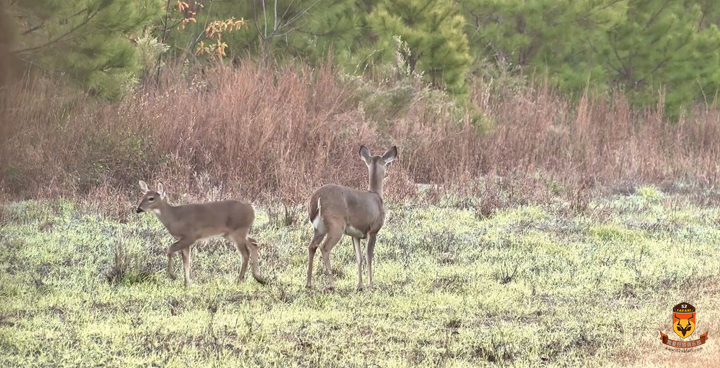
<box><xmin>1</xmin><ymin>60</ymin><xmax>720</xmax><ymax>211</ymax></box>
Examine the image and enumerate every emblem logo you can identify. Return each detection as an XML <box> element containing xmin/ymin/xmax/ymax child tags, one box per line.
<box><xmin>659</xmin><ymin>302</ymin><xmax>709</xmax><ymax>349</ymax></box>
<box><xmin>672</xmin><ymin>303</ymin><xmax>695</xmax><ymax>338</ymax></box>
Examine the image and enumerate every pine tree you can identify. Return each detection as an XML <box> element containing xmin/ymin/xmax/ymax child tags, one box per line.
<box><xmin>591</xmin><ymin>0</ymin><xmax>720</xmax><ymax>118</ymax></box>
<box><xmin>9</xmin><ymin>0</ymin><xmax>162</xmax><ymax>99</ymax></box>
<box><xmin>455</xmin><ymin>0</ymin><xmax>625</xmax><ymax>87</ymax></box>
<box><xmin>160</xmin><ymin>0</ymin><xmax>361</xmax><ymax>66</ymax></box>
<box><xmin>367</xmin><ymin>0</ymin><xmax>471</xmax><ymax>95</ymax></box>
<box><xmin>455</xmin><ymin>0</ymin><xmax>720</xmax><ymax>118</ymax></box>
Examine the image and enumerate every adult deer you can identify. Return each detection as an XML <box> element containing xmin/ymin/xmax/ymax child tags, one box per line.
<box><xmin>305</xmin><ymin>145</ymin><xmax>398</xmax><ymax>291</ymax></box>
<box><xmin>135</xmin><ymin>181</ymin><xmax>266</xmax><ymax>287</ymax></box>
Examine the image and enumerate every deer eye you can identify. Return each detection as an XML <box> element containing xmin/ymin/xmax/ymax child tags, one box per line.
<box><xmin>148</xmin><ymin>197</ymin><xmax>155</xmax><ymax>202</ymax></box>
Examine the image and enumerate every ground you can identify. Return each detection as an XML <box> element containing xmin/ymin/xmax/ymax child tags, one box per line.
<box><xmin>1</xmin><ymin>187</ymin><xmax>720</xmax><ymax>367</ymax></box>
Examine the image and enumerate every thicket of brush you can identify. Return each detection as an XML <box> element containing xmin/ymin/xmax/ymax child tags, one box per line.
<box><xmin>2</xmin><ymin>59</ymin><xmax>720</xmax><ymax>214</ymax></box>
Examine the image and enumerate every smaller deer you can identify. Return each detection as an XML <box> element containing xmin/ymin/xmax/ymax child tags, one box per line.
<box><xmin>135</xmin><ymin>181</ymin><xmax>266</xmax><ymax>287</ymax></box>
<box><xmin>305</xmin><ymin>145</ymin><xmax>397</xmax><ymax>291</ymax></box>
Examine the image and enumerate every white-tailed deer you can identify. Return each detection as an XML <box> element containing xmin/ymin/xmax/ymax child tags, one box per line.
<box><xmin>305</xmin><ymin>145</ymin><xmax>398</xmax><ymax>291</ymax></box>
<box><xmin>135</xmin><ymin>181</ymin><xmax>266</xmax><ymax>287</ymax></box>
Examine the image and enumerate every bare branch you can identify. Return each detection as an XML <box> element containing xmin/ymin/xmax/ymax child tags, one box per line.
<box><xmin>280</xmin><ymin>0</ymin><xmax>298</xmax><ymax>24</ymax></box>
<box><xmin>262</xmin><ymin>0</ymin><xmax>267</xmax><ymax>38</ymax></box>
<box><xmin>273</xmin><ymin>25</ymin><xmax>301</xmax><ymax>38</ymax></box>
<box><xmin>274</xmin><ymin>0</ymin><xmax>322</xmax><ymax>34</ymax></box>
<box><xmin>21</xmin><ymin>22</ymin><xmax>44</xmax><ymax>36</ymax></box>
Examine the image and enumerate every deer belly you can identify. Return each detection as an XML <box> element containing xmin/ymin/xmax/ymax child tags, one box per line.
<box><xmin>344</xmin><ymin>226</ymin><xmax>366</xmax><ymax>239</ymax></box>
<box><xmin>198</xmin><ymin>234</ymin><xmax>226</xmax><ymax>242</ymax></box>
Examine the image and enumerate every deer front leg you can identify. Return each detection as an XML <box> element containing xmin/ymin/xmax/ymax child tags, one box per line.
<box><xmin>167</xmin><ymin>237</ymin><xmax>195</xmax><ymax>254</ymax></box>
<box><xmin>166</xmin><ymin>238</ymin><xmax>194</xmax><ymax>286</ymax></box>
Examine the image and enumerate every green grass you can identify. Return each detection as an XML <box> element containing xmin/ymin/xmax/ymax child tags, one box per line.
<box><xmin>2</xmin><ymin>191</ymin><xmax>720</xmax><ymax>367</ymax></box>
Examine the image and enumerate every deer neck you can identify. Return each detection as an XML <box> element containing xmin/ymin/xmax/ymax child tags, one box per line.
<box><xmin>368</xmin><ymin>165</ymin><xmax>384</xmax><ymax>198</ymax></box>
<box><xmin>152</xmin><ymin>200</ymin><xmax>177</xmax><ymax>228</ymax></box>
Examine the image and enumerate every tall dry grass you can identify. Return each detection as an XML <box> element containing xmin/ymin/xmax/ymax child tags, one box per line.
<box><xmin>2</xmin><ymin>60</ymin><xmax>720</xmax><ymax>213</ymax></box>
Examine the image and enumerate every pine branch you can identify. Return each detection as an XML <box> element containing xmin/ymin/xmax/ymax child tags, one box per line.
<box><xmin>12</xmin><ymin>8</ymin><xmax>101</xmax><ymax>54</ymax></box>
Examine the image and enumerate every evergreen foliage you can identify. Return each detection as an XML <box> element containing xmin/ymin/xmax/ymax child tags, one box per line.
<box><xmin>367</xmin><ymin>0</ymin><xmax>471</xmax><ymax>95</ymax></box>
<box><xmin>592</xmin><ymin>0</ymin><xmax>720</xmax><ymax>117</ymax></box>
<box><xmin>455</xmin><ymin>0</ymin><xmax>720</xmax><ymax>118</ymax></box>
<box><xmin>6</xmin><ymin>0</ymin><xmax>720</xmax><ymax>115</ymax></box>
<box><xmin>157</xmin><ymin>0</ymin><xmax>360</xmax><ymax>65</ymax></box>
<box><xmin>9</xmin><ymin>0</ymin><xmax>162</xmax><ymax>99</ymax></box>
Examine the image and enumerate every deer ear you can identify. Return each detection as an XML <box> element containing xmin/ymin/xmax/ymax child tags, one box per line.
<box><xmin>157</xmin><ymin>183</ymin><xmax>166</xmax><ymax>199</ymax></box>
<box><xmin>382</xmin><ymin>146</ymin><xmax>397</xmax><ymax>164</ymax></box>
<box><xmin>359</xmin><ymin>145</ymin><xmax>372</xmax><ymax>164</ymax></box>
<box><xmin>139</xmin><ymin>180</ymin><xmax>149</xmax><ymax>194</ymax></box>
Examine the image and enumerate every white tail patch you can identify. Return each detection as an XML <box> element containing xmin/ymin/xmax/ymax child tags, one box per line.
<box><xmin>312</xmin><ymin>214</ymin><xmax>325</xmax><ymax>233</ymax></box>
<box><xmin>311</xmin><ymin>197</ymin><xmax>325</xmax><ymax>233</ymax></box>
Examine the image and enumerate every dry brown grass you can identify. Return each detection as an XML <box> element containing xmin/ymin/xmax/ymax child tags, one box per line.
<box><xmin>2</xmin><ymin>60</ymin><xmax>720</xmax><ymax>210</ymax></box>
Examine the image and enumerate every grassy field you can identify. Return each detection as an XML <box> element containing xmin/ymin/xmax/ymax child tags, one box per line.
<box><xmin>1</xmin><ymin>187</ymin><xmax>720</xmax><ymax>367</ymax></box>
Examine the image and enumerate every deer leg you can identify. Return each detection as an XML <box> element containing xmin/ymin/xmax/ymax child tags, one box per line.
<box><xmin>166</xmin><ymin>238</ymin><xmax>193</xmax><ymax>283</ymax></box>
<box><xmin>180</xmin><ymin>247</ymin><xmax>192</xmax><ymax>288</ymax></box>
<box><xmin>166</xmin><ymin>253</ymin><xmax>177</xmax><ymax>280</ymax></box>
<box><xmin>167</xmin><ymin>237</ymin><xmax>195</xmax><ymax>254</ymax></box>
<box><xmin>352</xmin><ymin>237</ymin><xmax>364</xmax><ymax>291</ymax></box>
<box><xmin>366</xmin><ymin>233</ymin><xmax>377</xmax><ymax>290</ymax></box>
<box><xmin>305</xmin><ymin>231</ymin><xmax>325</xmax><ymax>289</ymax></box>
<box><xmin>246</xmin><ymin>238</ymin><xmax>266</xmax><ymax>285</ymax></box>
<box><xmin>320</xmin><ymin>225</ymin><xmax>343</xmax><ymax>291</ymax></box>
<box><xmin>230</xmin><ymin>232</ymin><xmax>250</xmax><ymax>283</ymax></box>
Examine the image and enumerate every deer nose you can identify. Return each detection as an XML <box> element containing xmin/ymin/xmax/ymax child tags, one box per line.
<box><xmin>135</xmin><ymin>207</ymin><xmax>143</xmax><ymax>213</ymax></box>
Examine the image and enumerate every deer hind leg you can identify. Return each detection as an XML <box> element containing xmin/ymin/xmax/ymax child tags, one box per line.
<box><xmin>306</xmin><ymin>231</ymin><xmax>326</xmax><ymax>290</ymax></box>
<box><xmin>319</xmin><ymin>220</ymin><xmax>343</xmax><ymax>291</ymax></box>
<box><xmin>352</xmin><ymin>237</ymin><xmax>364</xmax><ymax>291</ymax></box>
<box><xmin>229</xmin><ymin>231</ymin><xmax>250</xmax><ymax>283</ymax></box>
<box><xmin>167</xmin><ymin>253</ymin><xmax>177</xmax><ymax>280</ymax></box>
<box><xmin>245</xmin><ymin>237</ymin><xmax>266</xmax><ymax>285</ymax></box>
<box><xmin>366</xmin><ymin>233</ymin><xmax>377</xmax><ymax>290</ymax></box>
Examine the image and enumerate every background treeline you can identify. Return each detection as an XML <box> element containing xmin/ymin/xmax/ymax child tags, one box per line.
<box><xmin>3</xmin><ymin>0</ymin><xmax>720</xmax><ymax>208</ymax></box>
<box><xmin>5</xmin><ymin>0</ymin><xmax>720</xmax><ymax>115</ymax></box>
